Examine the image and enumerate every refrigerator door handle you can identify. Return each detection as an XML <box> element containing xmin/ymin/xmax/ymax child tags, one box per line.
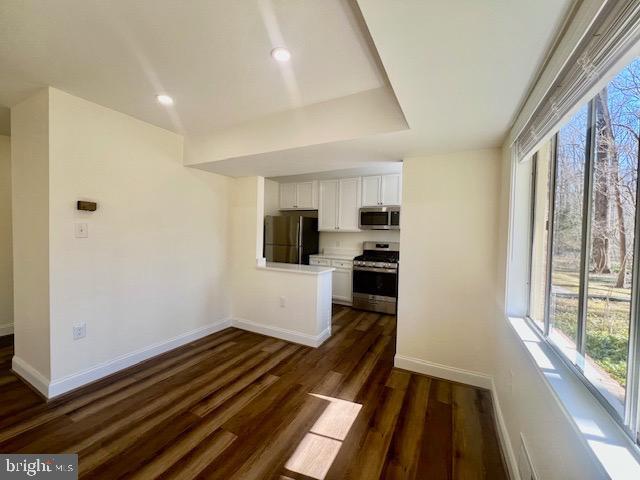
<box><xmin>298</xmin><ymin>218</ymin><xmax>303</xmax><ymax>263</ymax></box>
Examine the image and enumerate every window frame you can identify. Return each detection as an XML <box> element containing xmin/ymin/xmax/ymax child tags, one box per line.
<box><xmin>526</xmin><ymin>94</ymin><xmax>640</xmax><ymax>445</ymax></box>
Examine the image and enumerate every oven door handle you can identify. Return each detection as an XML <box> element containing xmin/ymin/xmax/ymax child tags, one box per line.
<box><xmin>353</xmin><ymin>266</ymin><xmax>397</xmax><ymax>274</ymax></box>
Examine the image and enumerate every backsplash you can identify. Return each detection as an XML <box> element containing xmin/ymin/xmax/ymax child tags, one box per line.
<box><xmin>319</xmin><ymin>230</ymin><xmax>400</xmax><ymax>254</ymax></box>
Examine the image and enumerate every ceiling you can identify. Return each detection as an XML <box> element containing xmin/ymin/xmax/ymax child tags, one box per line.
<box><xmin>269</xmin><ymin>162</ymin><xmax>401</xmax><ymax>183</ymax></box>
<box><xmin>0</xmin><ymin>0</ymin><xmax>387</xmax><ymax>134</ymax></box>
<box><xmin>0</xmin><ymin>0</ymin><xmax>573</xmax><ymax>176</ymax></box>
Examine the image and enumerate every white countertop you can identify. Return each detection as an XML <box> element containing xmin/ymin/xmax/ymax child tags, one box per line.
<box><xmin>259</xmin><ymin>262</ymin><xmax>335</xmax><ymax>275</ymax></box>
<box><xmin>310</xmin><ymin>253</ymin><xmax>358</xmax><ymax>260</ymax></box>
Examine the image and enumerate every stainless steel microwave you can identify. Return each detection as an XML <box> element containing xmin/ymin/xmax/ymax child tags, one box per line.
<box><xmin>359</xmin><ymin>206</ymin><xmax>400</xmax><ymax>230</ymax></box>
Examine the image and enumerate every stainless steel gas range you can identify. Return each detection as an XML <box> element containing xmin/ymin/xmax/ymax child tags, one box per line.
<box><xmin>352</xmin><ymin>241</ymin><xmax>399</xmax><ymax>314</ymax></box>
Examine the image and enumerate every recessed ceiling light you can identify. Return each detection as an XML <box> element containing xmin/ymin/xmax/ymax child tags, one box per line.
<box><xmin>156</xmin><ymin>94</ymin><xmax>174</xmax><ymax>106</ymax></box>
<box><xmin>271</xmin><ymin>47</ymin><xmax>291</xmax><ymax>62</ymax></box>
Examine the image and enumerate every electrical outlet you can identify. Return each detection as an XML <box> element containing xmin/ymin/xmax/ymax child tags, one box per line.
<box><xmin>73</xmin><ymin>322</ymin><xmax>86</xmax><ymax>340</ymax></box>
<box><xmin>279</xmin><ymin>296</ymin><xmax>286</xmax><ymax>308</ymax></box>
<box><xmin>74</xmin><ymin>223</ymin><xmax>88</xmax><ymax>238</ymax></box>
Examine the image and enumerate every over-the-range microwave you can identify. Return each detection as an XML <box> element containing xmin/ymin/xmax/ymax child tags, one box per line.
<box><xmin>359</xmin><ymin>206</ymin><xmax>400</xmax><ymax>230</ymax></box>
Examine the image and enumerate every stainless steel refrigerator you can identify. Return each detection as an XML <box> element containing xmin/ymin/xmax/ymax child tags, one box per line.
<box><xmin>264</xmin><ymin>215</ymin><xmax>319</xmax><ymax>265</ymax></box>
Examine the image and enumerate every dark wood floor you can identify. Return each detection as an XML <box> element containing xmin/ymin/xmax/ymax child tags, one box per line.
<box><xmin>0</xmin><ymin>306</ymin><xmax>508</xmax><ymax>479</ymax></box>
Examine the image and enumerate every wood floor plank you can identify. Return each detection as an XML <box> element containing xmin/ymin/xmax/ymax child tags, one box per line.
<box><xmin>77</xmin><ymin>342</ymin><xmax>297</xmax><ymax>475</ymax></box>
<box><xmin>476</xmin><ymin>389</ymin><xmax>510</xmax><ymax>480</ymax></box>
<box><xmin>0</xmin><ymin>307</ymin><xmax>508</xmax><ymax>479</ymax></box>
<box><xmin>69</xmin><ymin>339</ymin><xmax>238</xmax><ymax>421</ymax></box>
<box><xmin>168</xmin><ymin>428</ymin><xmax>237</xmax><ymax>480</ymax></box>
<box><xmin>0</xmin><ymin>328</ymin><xmax>244</xmax><ymax>438</ymax></box>
<box><xmin>1</xmin><ymin>337</ymin><xmax>264</xmax><ymax>454</ymax></box>
<box><xmin>382</xmin><ymin>375</ymin><xmax>431</xmax><ymax>480</ymax></box>
<box><xmin>418</xmin><ymin>379</ymin><xmax>454</xmax><ymax>479</ymax></box>
<box><xmin>340</xmin><ymin>371</ymin><xmax>410</xmax><ymax>479</ymax></box>
<box><xmin>452</xmin><ymin>384</ymin><xmax>485</xmax><ymax>479</ymax></box>
<box><xmin>129</xmin><ymin>374</ymin><xmax>280</xmax><ymax>480</ymax></box>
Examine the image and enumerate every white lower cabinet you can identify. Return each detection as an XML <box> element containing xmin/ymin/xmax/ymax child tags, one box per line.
<box><xmin>309</xmin><ymin>256</ymin><xmax>353</xmax><ymax>304</ymax></box>
<box><xmin>331</xmin><ymin>267</ymin><xmax>352</xmax><ymax>304</ymax></box>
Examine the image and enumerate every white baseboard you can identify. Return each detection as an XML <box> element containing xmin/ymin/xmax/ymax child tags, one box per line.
<box><xmin>47</xmin><ymin>318</ymin><xmax>233</xmax><ymax>398</ymax></box>
<box><xmin>490</xmin><ymin>378</ymin><xmax>521</xmax><ymax>480</ymax></box>
<box><xmin>0</xmin><ymin>322</ymin><xmax>14</xmax><ymax>336</ymax></box>
<box><xmin>332</xmin><ymin>299</ymin><xmax>352</xmax><ymax>306</ymax></box>
<box><xmin>14</xmin><ymin>318</ymin><xmax>232</xmax><ymax>399</ymax></box>
<box><xmin>394</xmin><ymin>354</ymin><xmax>493</xmax><ymax>389</ymax></box>
<box><xmin>12</xmin><ymin>316</ymin><xmax>330</xmax><ymax>399</ymax></box>
<box><xmin>12</xmin><ymin>356</ymin><xmax>50</xmax><ymax>397</ymax></box>
<box><xmin>231</xmin><ymin>318</ymin><xmax>331</xmax><ymax>348</ymax></box>
<box><xmin>394</xmin><ymin>354</ymin><xmax>520</xmax><ymax>479</ymax></box>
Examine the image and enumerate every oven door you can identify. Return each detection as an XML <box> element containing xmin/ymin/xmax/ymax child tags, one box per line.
<box><xmin>352</xmin><ymin>266</ymin><xmax>398</xmax><ymax>314</ymax></box>
<box><xmin>359</xmin><ymin>209</ymin><xmax>390</xmax><ymax>230</ymax></box>
<box><xmin>352</xmin><ymin>267</ymin><xmax>397</xmax><ymax>298</ymax></box>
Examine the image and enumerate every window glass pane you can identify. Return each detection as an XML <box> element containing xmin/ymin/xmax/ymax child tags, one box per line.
<box><xmin>549</xmin><ymin>104</ymin><xmax>589</xmax><ymax>358</ymax></box>
<box><xmin>529</xmin><ymin>143</ymin><xmax>553</xmax><ymax>330</ymax></box>
<box><xmin>584</xmin><ymin>59</ymin><xmax>640</xmax><ymax>415</ymax></box>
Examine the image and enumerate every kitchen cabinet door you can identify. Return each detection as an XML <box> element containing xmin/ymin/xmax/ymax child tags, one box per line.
<box><xmin>318</xmin><ymin>180</ymin><xmax>338</xmax><ymax>231</ymax></box>
<box><xmin>381</xmin><ymin>174</ymin><xmax>402</xmax><ymax>205</ymax></box>
<box><xmin>332</xmin><ymin>268</ymin><xmax>352</xmax><ymax>303</ymax></box>
<box><xmin>296</xmin><ymin>181</ymin><xmax>316</xmax><ymax>209</ymax></box>
<box><xmin>361</xmin><ymin>175</ymin><xmax>382</xmax><ymax>206</ymax></box>
<box><xmin>337</xmin><ymin>177</ymin><xmax>361</xmax><ymax>231</ymax></box>
<box><xmin>279</xmin><ymin>183</ymin><xmax>297</xmax><ymax>209</ymax></box>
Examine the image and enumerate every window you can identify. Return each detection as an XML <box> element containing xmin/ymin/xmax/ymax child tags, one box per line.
<box><xmin>549</xmin><ymin>104</ymin><xmax>589</xmax><ymax>357</ymax></box>
<box><xmin>528</xmin><ymin>57</ymin><xmax>640</xmax><ymax>439</ymax></box>
<box><xmin>529</xmin><ymin>144</ymin><xmax>553</xmax><ymax>331</ymax></box>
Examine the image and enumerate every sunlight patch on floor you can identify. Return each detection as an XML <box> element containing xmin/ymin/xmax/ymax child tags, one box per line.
<box><xmin>309</xmin><ymin>393</ymin><xmax>362</xmax><ymax>441</ymax></box>
<box><xmin>284</xmin><ymin>394</ymin><xmax>362</xmax><ymax>480</ymax></box>
<box><xmin>285</xmin><ymin>433</ymin><xmax>342</xmax><ymax>479</ymax></box>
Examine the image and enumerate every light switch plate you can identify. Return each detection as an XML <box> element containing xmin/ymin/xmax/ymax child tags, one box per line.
<box><xmin>75</xmin><ymin>223</ymin><xmax>88</xmax><ymax>238</ymax></box>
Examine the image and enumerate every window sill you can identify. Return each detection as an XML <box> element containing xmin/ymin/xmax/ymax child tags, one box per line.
<box><xmin>508</xmin><ymin>316</ymin><xmax>640</xmax><ymax>479</ymax></box>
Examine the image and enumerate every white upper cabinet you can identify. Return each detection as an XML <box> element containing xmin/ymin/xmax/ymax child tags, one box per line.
<box><xmin>279</xmin><ymin>181</ymin><xmax>317</xmax><ymax>210</ymax></box>
<box><xmin>278</xmin><ymin>173</ymin><xmax>399</xmax><ymax>231</ymax></box>
<box><xmin>318</xmin><ymin>180</ymin><xmax>339</xmax><ymax>231</ymax></box>
<box><xmin>381</xmin><ymin>174</ymin><xmax>402</xmax><ymax>205</ymax></box>
<box><xmin>361</xmin><ymin>176</ymin><xmax>382</xmax><ymax>207</ymax></box>
<box><xmin>361</xmin><ymin>174</ymin><xmax>402</xmax><ymax>206</ymax></box>
<box><xmin>279</xmin><ymin>183</ymin><xmax>297</xmax><ymax>209</ymax></box>
<box><xmin>337</xmin><ymin>177</ymin><xmax>361</xmax><ymax>231</ymax></box>
<box><xmin>295</xmin><ymin>182</ymin><xmax>315</xmax><ymax>209</ymax></box>
<box><xmin>319</xmin><ymin>178</ymin><xmax>361</xmax><ymax>232</ymax></box>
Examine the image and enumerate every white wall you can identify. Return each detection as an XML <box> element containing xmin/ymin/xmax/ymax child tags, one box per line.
<box><xmin>396</xmin><ymin>147</ymin><xmax>607</xmax><ymax>478</ymax></box>
<box><xmin>9</xmin><ymin>88</ymin><xmax>233</xmax><ymax>390</ymax></box>
<box><xmin>10</xmin><ymin>88</ymin><xmax>333</xmax><ymax>395</ymax></box>
<box><xmin>319</xmin><ymin>230</ymin><xmax>399</xmax><ymax>254</ymax></box>
<box><xmin>264</xmin><ymin>178</ymin><xmax>280</xmax><ymax>217</ymax></box>
<box><xmin>230</xmin><ymin>176</ymin><xmax>332</xmax><ymax>345</ymax></box>
<box><xmin>46</xmin><ymin>88</ymin><xmax>233</xmax><ymax>381</ymax></box>
<box><xmin>493</xmin><ymin>146</ymin><xmax>605</xmax><ymax>479</ymax></box>
<box><xmin>11</xmin><ymin>89</ymin><xmax>51</xmax><ymax>379</ymax></box>
<box><xmin>396</xmin><ymin>149</ymin><xmax>501</xmax><ymax>377</ymax></box>
<box><xmin>0</xmin><ymin>135</ymin><xmax>13</xmax><ymax>336</ymax></box>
